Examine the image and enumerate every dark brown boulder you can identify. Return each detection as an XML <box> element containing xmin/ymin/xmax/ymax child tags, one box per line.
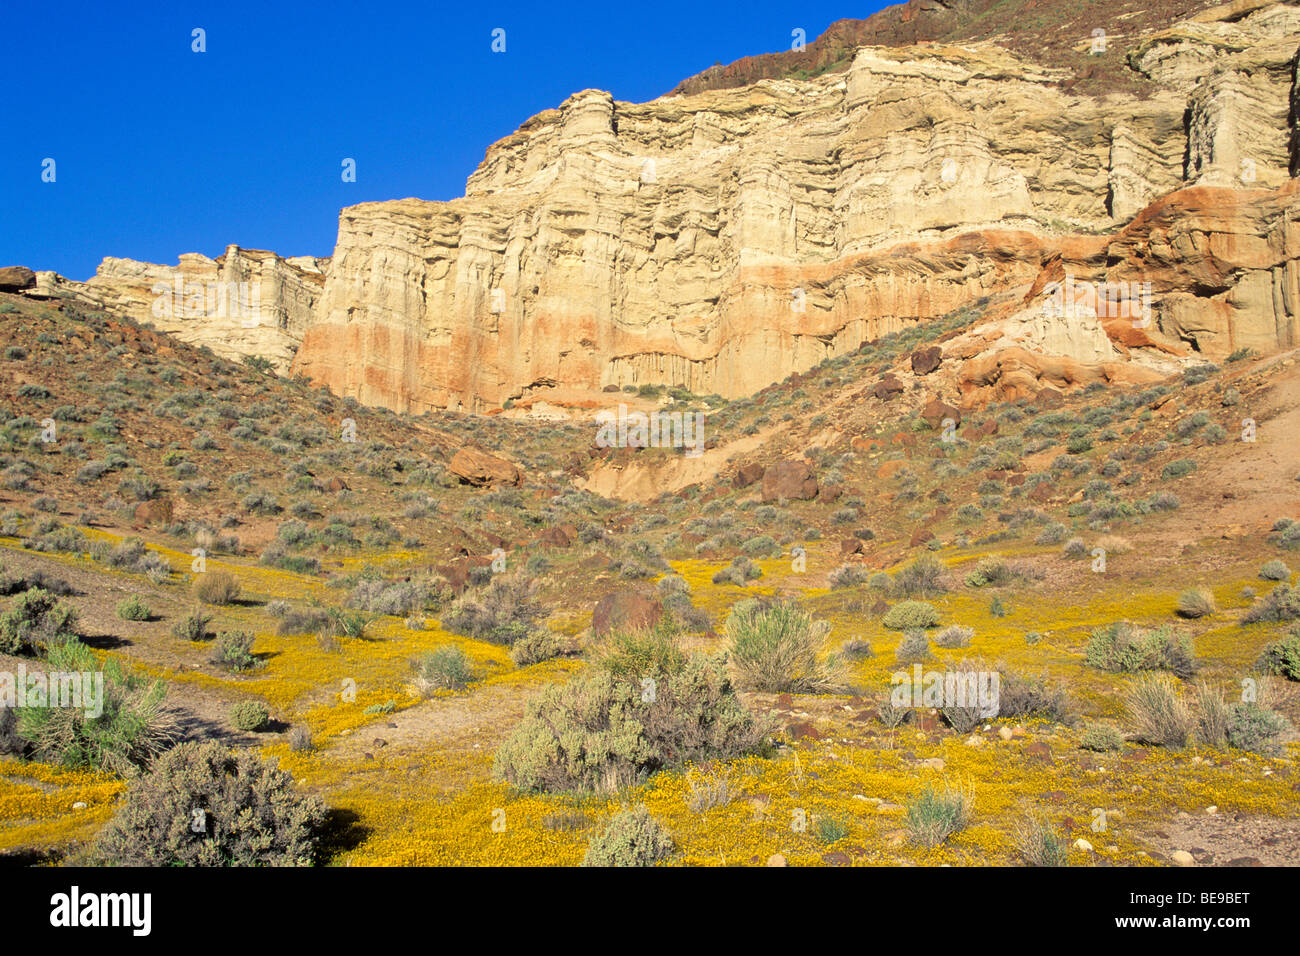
<box><xmin>820</xmin><ymin>483</ymin><xmax>844</xmax><ymax>503</ymax></box>
<box><xmin>910</xmin><ymin>346</ymin><xmax>943</xmax><ymax>375</ymax></box>
<box><xmin>449</xmin><ymin>447</ymin><xmax>523</xmax><ymax>487</ymax></box>
<box><xmin>872</xmin><ymin>376</ymin><xmax>905</xmax><ymax>401</ymax></box>
<box><xmin>733</xmin><ymin>463</ymin><xmax>764</xmax><ymax>489</ymax></box>
<box><xmin>761</xmin><ymin>460</ymin><xmax>818</xmax><ymax>503</ymax></box>
<box><xmin>0</xmin><ymin>267</ymin><xmax>36</xmax><ymax>292</ymax></box>
<box><xmin>909</xmin><ymin>525</ymin><xmax>936</xmax><ymax>548</ymax></box>
<box><xmin>537</xmin><ymin>526</ymin><xmax>572</xmax><ymax>548</ymax></box>
<box><xmin>840</xmin><ymin>538</ymin><xmax>864</xmax><ymax>555</ymax></box>
<box><xmin>592</xmin><ymin>590</ymin><xmax>663</xmax><ymax>636</ymax></box>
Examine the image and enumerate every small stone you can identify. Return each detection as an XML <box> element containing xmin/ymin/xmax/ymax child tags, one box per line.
<box><xmin>1205</xmin><ymin>805</ymin><xmax>1217</xmax><ymax>815</ymax></box>
<box><xmin>766</xmin><ymin>854</ymin><xmax>787</xmax><ymax>867</ymax></box>
<box><xmin>1074</xmin><ymin>838</ymin><xmax>1094</xmax><ymax>852</ymax></box>
<box><xmin>998</xmin><ymin>726</ymin><xmax>1014</xmax><ymax>741</ymax></box>
<box><xmin>920</xmin><ymin>757</ymin><xmax>946</xmax><ymax>771</ymax></box>
<box><xmin>964</xmin><ymin>735</ymin><xmax>985</xmax><ymax>748</ymax></box>
<box><xmin>72</xmin><ymin>802</ymin><xmax>87</xmax><ymax>810</ymax></box>
<box><xmin>1171</xmin><ymin>850</ymin><xmax>1196</xmax><ymax>867</ymax></box>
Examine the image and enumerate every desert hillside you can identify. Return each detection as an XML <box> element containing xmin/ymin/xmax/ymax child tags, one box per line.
<box><xmin>0</xmin><ymin>0</ymin><xmax>1298</xmax><ymax>874</ymax></box>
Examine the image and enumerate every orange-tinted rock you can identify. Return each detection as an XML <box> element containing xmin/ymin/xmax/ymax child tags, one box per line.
<box><xmin>132</xmin><ymin>497</ymin><xmax>174</xmax><ymax>527</ymax></box>
<box><xmin>592</xmin><ymin>590</ymin><xmax>662</xmax><ymax>636</ymax></box>
<box><xmin>449</xmin><ymin>447</ymin><xmax>523</xmax><ymax>487</ymax></box>
<box><xmin>761</xmin><ymin>461</ymin><xmax>818</xmax><ymax>502</ymax></box>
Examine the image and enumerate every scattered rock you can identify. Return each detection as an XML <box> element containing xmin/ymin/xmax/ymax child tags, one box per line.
<box><xmin>537</xmin><ymin>526</ymin><xmax>572</xmax><ymax>548</ymax></box>
<box><xmin>920</xmin><ymin>398</ymin><xmax>960</xmax><ymax>429</ymax></box>
<box><xmin>1074</xmin><ymin>838</ymin><xmax>1094</xmax><ymax>852</ymax></box>
<box><xmin>766</xmin><ymin>853</ymin><xmax>787</xmax><ymax>867</ymax></box>
<box><xmin>733</xmin><ymin>463</ymin><xmax>764</xmax><ymax>489</ymax></box>
<box><xmin>761</xmin><ymin>460</ymin><xmax>818</xmax><ymax>502</ymax></box>
<box><xmin>1171</xmin><ymin>849</ymin><xmax>1196</xmax><ymax>867</ymax></box>
<box><xmin>132</xmin><ymin>497</ymin><xmax>174</xmax><ymax>528</ymax></box>
<box><xmin>592</xmin><ymin>590</ymin><xmax>662</xmax><ymax>636</ymax></box>
<box><xmin>872</xmin><ymin>376</ymin><xmax>905</xmax><ymax>401</ymax></box>
<box><xmin>787</xmin><ymin>721</ymin><xmax>823</xmax><ymax>741</ymax></box>
<box><xmin>448</xmin><ymin>446</ymin><xmax>523</xmax><ymax>487</ymax></box>
<box><xmin>910</xmin><ymin>346</ymin><xmax>943</xmax><ymax>375</ymax></box>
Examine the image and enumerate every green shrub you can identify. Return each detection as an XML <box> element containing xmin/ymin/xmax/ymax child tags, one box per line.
<box><xmin>1192</xmin><ymin>680</ymin><xmax>1229</xmax><ymax>748</ymax></box>
<box><xmin>828</xmin><ymin>564</ymin><xmax>870</xmax><ymax>589</ymax></box>
<box><xmin>1016</xmin><ymin>817</ymin><xmax>1071</xmax><ymax>866</ymax></box>
<box><xmin>171</xmin><ymin>610</ymin><xmax>213</xmax><ymax>642</ymax></box>
<box><xmin>1259</xmin><ymin>560</ymin><xmax>1290</xmax><ymax>581</ymax></box>
<box><xmin>906</xmin><ymin>784</ymin><xmax>972</xmax><ymax>847</ymax></box>
<box><xmin>1224</xmin><ymin>701</ymin><xmax>1290</xmax><ymax>756</ymax></box>
<box><xmin>0</xmin><ymin>588</ymin><xmax>78</xmax><ymax>655</ymax></box>
<box><xmin>1161</xmin><ymin>459</ymin><xmax>1197</xmax><ymax>480</ymax></box>
<box><xmin>93</xmin><ymin>741</ymin><xmax>325</xmax><ymax>865</ymax></box>
<box><xmin>882</xmin><ymin>601</ymin><xmax>940</xmax><ymax>630</ymax></box>
<box><xmin>1243</xmin><ymin>584</ymin><xmax>1300</xmax><ymax>624</ymax></box>
<box><xmin>934</xmin><ymin>625</ymin><xmax>973</xmax><ymax>649</ymax></box>
<box><xmin>894</xmin><ymin>555</ymin><xmax>948</xmax><ymax>596</ymax></box>
<box><xmin>411</xmin><ymin>646</ymin><xmax>474</xmax><ymax>694</ymax></box>
<box><xmin>115</xmin><ymin>595</ymin><xmax>150</xmax><ymax>621</ymax></box>
<box><xmin>1080</xmin><ymin>722</ymin><xmax>1124</xmax><ymax>752</ymax></box>
<box><xmin>814</xmin><ymin>815</ymin><xmax>850</xmax><ymax>845</ymax></box>
<box><xmin>1257</xmin><ymin>627</ymin><xmax>1300</xmax><ymax>680</ymax></box>
<box><xmin>1085</xmin><ymin>622</ymin><xmax>1195</xmax><ymax>678</ymax></box>
<box><xmin>193</xmin><ymin>570</ymin><xmax>242</xmax><ymax>605</ymax></box>
<box><xmin>510</xmin><ymin>630</ymin><xmax>571</xmax><ymax>666</ymax></box>
<box><xmin>595</xmin><ymin>620</ymin><xmax>686</xmax><ymax>681</ymax></box>
<box><xmin>724</xmin><ymin>601</ymin><xmax>845</xmax><ymax>693</ymax></box>
<box><xmin>1124</xmin><ymin>674</ymin><xmax>1193</xmax><ymax>748</ymax></box>
<box><xmin>230</xmin><ymin>700</ymin><xmax>270</xmax><ymax>731</ymax></box>
<box><xmin>712</xmin><ymin>555</ymin><xmax>762</xmax><ymax>586</ymax></box>
<box><xmin>494</xmin><ymin>654</ymin><xmax>767</xmax><ymax>794</ymax></box>
<box><xmin>581</xmin><ymin>807</ymin><xmax>674</xmax><ymax>867</ymax></box>
<box><xmin>211</xmin><ymin>630</ymin><xmax>258</xmax><ymax>672</ymax></box>
<box><xmin>16</xmin><ymin>640</ymin><xmax>177</xmax><ymax>774</ymax></box>
<box><xmin>1175</xmin><ymin>588</ymin><xmax>1215</xmax><ymax>619</ymax></box>
<box><xmin>893</xmin><ymin>628</ymin><xmax>936</xmax><ymax>665</ymax></box>
<box><xmin>996</xmin><ymin>670</ymin><xmax>1072</xmax><ymax>723</ymax></box>
<box><xmin>442</xmin><ymin>574</ymin><xmax>541</xmax><ymax>645</ymax></box>
<box><xmin>964</xmin><ymin>559</ymin><xmax>1013</xmax><ymax>588</ymax></box>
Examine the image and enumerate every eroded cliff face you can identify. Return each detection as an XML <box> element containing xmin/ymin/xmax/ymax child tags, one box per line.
<box><xmin>74</xmin><ymin>246</ymin><xmax>327</xmax><ymax>370</ymax></box>
<box><xmin>291</xmin><ymin>1</ymin><xmax>1300</xmax><ymax>414</ymax></box>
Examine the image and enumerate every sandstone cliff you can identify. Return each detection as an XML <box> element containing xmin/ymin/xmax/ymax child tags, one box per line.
<box><xmin>290</xmin><ymin>1</ymin><xmax>1300</xmax><ymax>413</ymax></box>
<box><xmin>73</xmin><ymin>246</ymin><xmax>326</xmax><ymax>370</ymax></box>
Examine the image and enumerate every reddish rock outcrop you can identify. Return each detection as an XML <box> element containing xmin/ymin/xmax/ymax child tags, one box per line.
<box><xmin>761</xmin><ymin>461</ymin><xmax>819</xmax><ymax>503</ymax></box>
<box><xmin>449</xmin><ymin>447</ymin><xmax>523</xmax><ymax>487</ymax></box>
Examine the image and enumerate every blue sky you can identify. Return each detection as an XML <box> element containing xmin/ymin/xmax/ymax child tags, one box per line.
<box><xmin>1</xmin><ymin>0</ymin><xmax>885</xmax><ymax>280</ymax></box>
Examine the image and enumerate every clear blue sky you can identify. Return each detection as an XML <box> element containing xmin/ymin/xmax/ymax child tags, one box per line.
<box><xmin>1</xmin><ymin>0</ymin><xmax>884</xmax><ymax>280</ymax></box>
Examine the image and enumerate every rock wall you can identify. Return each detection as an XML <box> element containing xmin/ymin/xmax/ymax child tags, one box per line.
<box><xmin>292</xmin><ymin>3</ymin><xmax>1299</xmax><ymax>413</ymax></box>
<box><xmin>77</xmin><ymin>246</ymin><xmax>327</xmax><ymax>370</ymax></box>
